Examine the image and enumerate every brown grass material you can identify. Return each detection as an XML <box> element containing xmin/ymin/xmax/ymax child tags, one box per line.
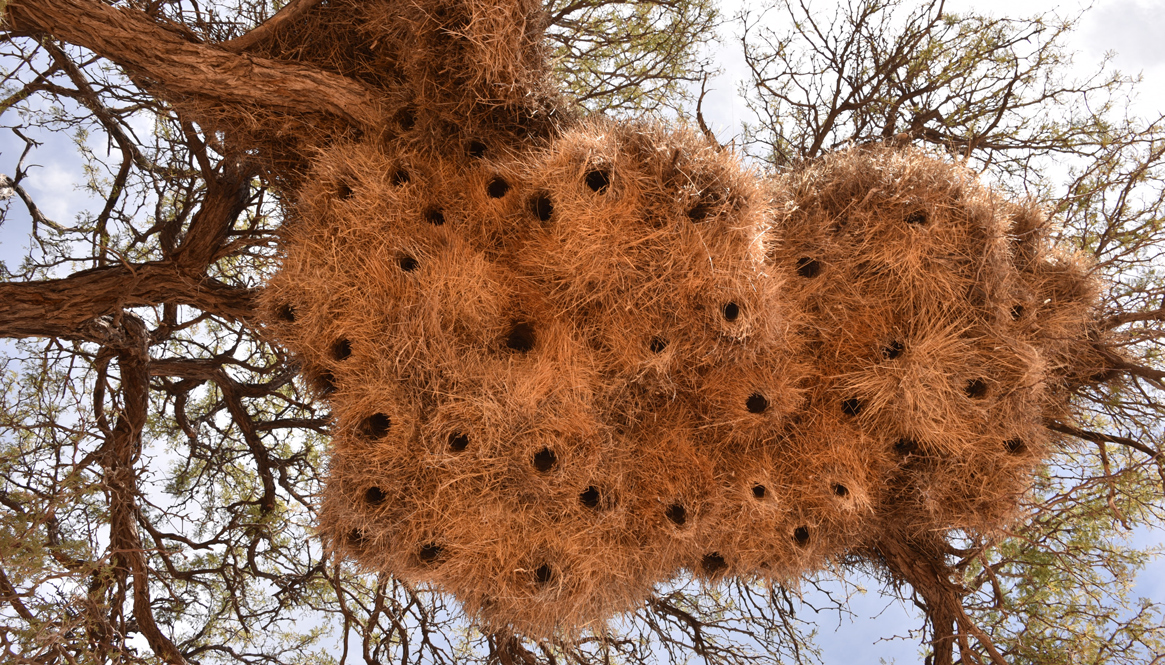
<box><xmin>261</xmin><ymin>127</ymin><xmax>1102</xmax><ymax>637</ymax></box>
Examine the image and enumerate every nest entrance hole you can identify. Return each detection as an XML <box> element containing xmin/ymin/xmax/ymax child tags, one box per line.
<box><xmin>965</xmin><ymin>378</ymin><xmax>989</xmax><ymax>399</ymax></box>
<box><xmin>418</xmin><ymin>543</ymin><xmax>444</xmax><ymax>564</ymax></box>
<box><xmin>425</xmin><ymin>207</ymin><xmax>445</xmax><ymax>226</ymax></box>
<box><xmin>1004</xmin><ymin>438</ymin><xmax>1026</xmax><ymax>455</ymax></box>
<box><xmin>337</xmin><ymin>182</ymin><xmax>354</xmax><ymax>200</ymax></box>
<box><xmin>394</xmin><ymin>107</ymin><xmax>416</xmax><ymax>131</ymax></box>
<box><xmin>906</xmin><ymin>210</ymin><xmax>928</xmax><ymax>225</ymax></box>
<box><xmin>793</xmin><ymin>526</ymin><xmax>810</xmax><ymax>547</ymax></box>
<box><xmin>505</xmin><ymin>322</ymin><xmax>536</xmax><ymax>353</ymax></box>
<box><xmin>796</xmin><ymin>257</ymin><xmax>822</xmax><ymax>278</ymax></box>
<box><xmin>331</xmin><ymin>339</ymin><xmax>352</xmax><ymax>361</ymax></box>
<box><xmin>723</xmin><ymin>302</ymin><xmax>741</xmax><ymax>322</ymax></box>
<box><xmin>701</xmin><ymin>553</ymin><xmax>727</xmax><ymax>575</ymax></box>
<box><xmin>316</xmin><ymin>371</ymin><xmax>337</xmax><ymax>395</ymax></box>
<box><xmin>532</xmin><ymin>447</ymin><xmax>557</xmax><ymax>473</ymax></box>
<box><xmin>448</xmin><ymin>431</ymin><xmax>469</xmax><ymax>453</ymax></box>
<box><xmin>391</xmin><ymin>169</ymin><xmax>410</xmax><ymax>187</ymax></box>
<box><xmin>832</xmin><ymin>483</ymin><xmax>849</xmax><ymax>498</ymax></box>
<box><xmin>751</xmin><ymin>484</ymin><xmax>766</xmax><ymax>500</ymax></box>
<box><xmin>1011</xmin><ymin>304</ymin><xmax>1026</xmax><ymax>320</ymax></box>
<box><xmin>398</xmin><ymin>256</ymin><xmax>419</xmax><ymax>272</ymax></box>
<box><xmin>585</xmin><ymin>168</ymin><xmax>610</xmax><ymax>193</ymax></box>
<box><xmin>883</xmin><ymin>340</ymin><xmax>904</xmax><ymax>360</ymax></box>
<box><xmin>467</xmin><ymin>140</ymin><xmax>487</xmax><ymax>159</ymax></box>
<box><xmin>364</xmin><ymin>486</ymin><xmax>386</xmax><ymax>506</ymax></box>
<box><xmin>665</xmin><ymin>503</ymin><xmax>687</xmax><ymax>527</ymax></box>
<box><xmin>534</xmin><ymin>563</ymin><xmax>555</xmax><ymax>586</ymax></box>
<box><xmin>579</xmin><ymin>486</ymin><xmax>601</xmax><ymax>509</ymax></box>
<box><xmin>346</xmin><ymin>528</ymin><xmax>367</xmax><ymax>547</ymax></box>
<box><xmin>276</xmin><ymin>304</ymin><xmax>296</xmax><ymax>322</ymax></box>
<box><xmin>688</xmin><ymin>192</ymin><xmax>721</xmax><ymax>221</ymax></box>
<box><xmin>746</xmin><ymin>392</ymin><xmax>769</xmax><ymax>414</ymax></box>
<box><xmin>359</xmin><ymin>413</ymin><xmax>391</xmax><ymax>439</ymax></box>
<box><xmin>487</xmin><ymin>177</ymin><xmax>510</xmax><ymax>198</ymax></box>
<box><xmin>842</xmin><ymin>398</ymin><xmax>864</xmax><ymax>417</ymax></box>
<box><xmin>530</xmin><ymin>192</ymin><xmax>553</xmax><ymax>221</ymax></box>
<box><xmin>894</xmin><ymin>437</ymin><xmax>918</xmax><ymax>456</ymax></box>
<box><xmin>650</xmin><ymin>337</ymin><xmax>668</xmax><ymax>354</ymax></box>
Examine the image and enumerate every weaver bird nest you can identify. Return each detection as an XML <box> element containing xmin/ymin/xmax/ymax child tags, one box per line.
<box><xmin>251</xmin><ymin>0</ymin><xmax>1102</xmax><ymax>640</ymax></box>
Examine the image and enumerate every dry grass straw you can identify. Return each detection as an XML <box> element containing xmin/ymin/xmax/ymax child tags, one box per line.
<box><xmin>254</xmin><ymin>2</ymin><xmax>1102</xmax><ymax>638</ymax></box>
<box><xmin>259</xmin><ymin>131</ymin><xmax>1101</xmax><ymax>638</ymax></box>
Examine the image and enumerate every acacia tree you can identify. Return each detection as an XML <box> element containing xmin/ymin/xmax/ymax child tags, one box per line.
<box><xmin>0</xmin><ymin>1</ymin><xmax>1160</xmax><ymax>665</ymax></box>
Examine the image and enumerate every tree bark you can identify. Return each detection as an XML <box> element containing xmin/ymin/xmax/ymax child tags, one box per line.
<box><xmin>102</xmin><ymin>314</ymin><xmax>187</xmax><ymax>664</ymax></box>
<box><xmin>0</xmin><ymin>265</ymin><xmax>257</xmax><ymax>340</ymax></box>
<box><xmin>4</xmin><ymin>0</ymin><xmax>383</xmax><ymax>129</ymax></box>
<box><xmin>875</xmin><ymin>535</ymin><xmax>963</xmax><ymax>665</ymax></box>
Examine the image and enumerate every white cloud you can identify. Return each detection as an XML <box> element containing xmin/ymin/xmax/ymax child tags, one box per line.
<box><xmin>1084</xmin><ymin>0</ymin><xmax>1165</xmax><ymax>68</ymax></box>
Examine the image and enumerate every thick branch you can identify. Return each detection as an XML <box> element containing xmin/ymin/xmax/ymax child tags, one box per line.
<box><xmin>876</xmin><ymin>535</ymin><xmax>973</xmax><ymax>665</ymax></box>
<box><xmin>4</xmin><ymin>0</ymin><xmax>383</xmax><ymax>129</ymax></box>
<box><xmin>0</xmin><ymin>264</ymin><xmax>257</xmax><ymax>340</ymax></box>
<box><xmin>222</xmin><ymin>0</ymin><xmax>325</xmax><ymax>53</ymax></box>
<box><xmin>102</xmin><ymin>314</ymin><xmax>186</xmax><ymax>664</ymax></box>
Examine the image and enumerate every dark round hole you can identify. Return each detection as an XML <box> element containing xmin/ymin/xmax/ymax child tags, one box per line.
<box><xmin>894</xmin><ymin>437</ymin><xmax>918</xmax><ymax>455</ymax></box>
<box><xmin>793</xmin><ymin>526</ymin><xmax>810</xmax><ymax>547</ymax></box>
<box><xmin>316</xmin><ymin>371</ymin><xmax>337</xmax><ymax>395</ymax></box>
<box><xmin>418</xmin><ymin>543</ymin><xmax>443</xmax><ymax>564</ymax></box>
<box><xmin>346</xmin><ymin>528</ymin><xmax>367</xmax><ymax>547</ymax></box>
<box><xmin>832</xmin><ymin>483</ymin><xmax>849</xmax><ymax>498</ymax></box>
<box><xmin>395</xmin><ymin>107</ymin><xmax>416</xmax><ymax>131</ymax></box>
<box><xmin>841</xmin><ymin>398</ymin><xmax>864</xmax><ymax>417</ymax></box>
<box><xmin>530</xmin><ymin>192</ymin><xmax>553</xmax><ymax>221</ymax></box>
<box><xmin>1011</xmin><ymin>304</ymin><xmax>1026</xmax><ymax>320</ymax></box>
<box><xmin>701</xmin><ymin>552</ymin><xmax>727</xmax><ymax>575</ymax></box>
<box><xmin>688</xmin><ymin>202</ymin><xmax>714</xmax><ymax>221</ymax></box>
<box><xmin>649</xmin><ymin>337</ymin><xmax>668</xmax><ymax>354</ymax></box>
<box><xmin>965</xmin><ymin>378</ymin><xmax>988</xmax><ymax>399</ymax></box>
<box><xmin>796</xmin><ymin>257</ymin><xmax>822</xmax><ymax>278</ymax></box>
<box><xmin>665</xmin><ymin>503</ymin><xmax>687</xmax><ymax>526</ymax></box>
<box><xmin>276</xmin><ymin>304</ymin><xmax>296</xmax><ymax>322</ymax></box>
<box><xmin>906</xmin><ymin>210</ymin><xmax>927</xmax><ymax>225</ymax></box>
<box><xmin>534</xmin><ymin>563</ymin><xmax>554</xmax><ymax>586</ymax></box>
<box><xmin>331</xmin><ymin>339</ymin><xmax>352</xmax><ymax>361</ymax></box>
<box><xmin>398</xmin><ymin>256</ymin><xmax>419</xmax><ymax>272</ymax></box>
<box><xmin>585</xmin><ymin>168</ymin><xmax>610</xmax><ymax>193</ymax></box>
<box><xmin>751</xmin><ymin>484</ymin><xmax>766</xmax><ymax>499</ymax></box>
<box><xmin>467</xmin><ymin>140</ymin><xmax>487</xmax><ymax>158</ymax></box>
<box><xmin>338</xmin><ymin>182</ymin><xmax>354</xmax><ymax>199</ymax></box>
<box><xmin>487</xmin><ymin>177</ymin><xmax>509</xmax><ymax>198</ymax></box>
<box><xmin>723</xmin><ymin>302</ymin><xmax>740</xmax><ymax>322</ymax></box>
<box><xmin>425</xmin><ymin>207</ymin><xmax>445</xmax><ymax>226</ymax></box>
<box><xmin>883</xmin><ymin>340</ymin><xmax>905</xmax><ymax>360</ymax></box>
<box><xmin>1004</xmin><ymin>438</ymin><xmax>1026</xmax><ymax>455</ymax></box>
<box><xmin>364</xmin><ymin>486</ymin><xmax>386</xmax><ymax>506</ymax></box>
<box><xmin>448</xmin><ymin>431</ymin><xmax>469</xmax><ymax>452</ymax></box>
<box><xmin>746</xmin><ymin>392</ymin><xmax>769</xmax><ymax>414</ymax></box>
<box><xmin>505</xmin><ymin>322</ymin><xmax>535</xmax><ymax>353</ymax></box>
<box><xmin>532</xmin><ymin>447</ymin><xmax>557</xmax><ymax>473</ymax></box>
<box><xmin>579</xmin><ymin>486</ymin><xmax>601</xmax><ymax>509</ymax></box>
<box><xmin>359</xmin><ymin>413</ymin><xmax>391</xmax><ymax>439</ymax></box>
<box><xmin>391</xmin><ymin>169</ymin><xmax>410</xmax><ymax>186</ymax></box>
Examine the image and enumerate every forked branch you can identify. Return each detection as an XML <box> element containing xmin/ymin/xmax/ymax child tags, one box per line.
<box><xmin>3</xmin><ymin>0</ymin><xmax>383</xmax><ymax>129</ymax></box>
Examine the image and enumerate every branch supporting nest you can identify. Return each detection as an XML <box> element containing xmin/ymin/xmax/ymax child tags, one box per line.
<box><xmin>4</xmin><ymin>0</ymin><xmax>383</xmax><ymax>129</ymax></box>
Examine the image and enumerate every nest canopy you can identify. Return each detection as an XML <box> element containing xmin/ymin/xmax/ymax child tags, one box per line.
<box><xmin>253</xmin><ymin>0</ymin><xmax>1103</xmax><ymax>639</ymax></box>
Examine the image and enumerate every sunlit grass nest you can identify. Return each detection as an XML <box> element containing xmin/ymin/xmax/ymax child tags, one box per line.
<box><xmin>259</xmin><ymin>118</ymin><xmax>1098</xmax><ymax>637</ymax></box>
